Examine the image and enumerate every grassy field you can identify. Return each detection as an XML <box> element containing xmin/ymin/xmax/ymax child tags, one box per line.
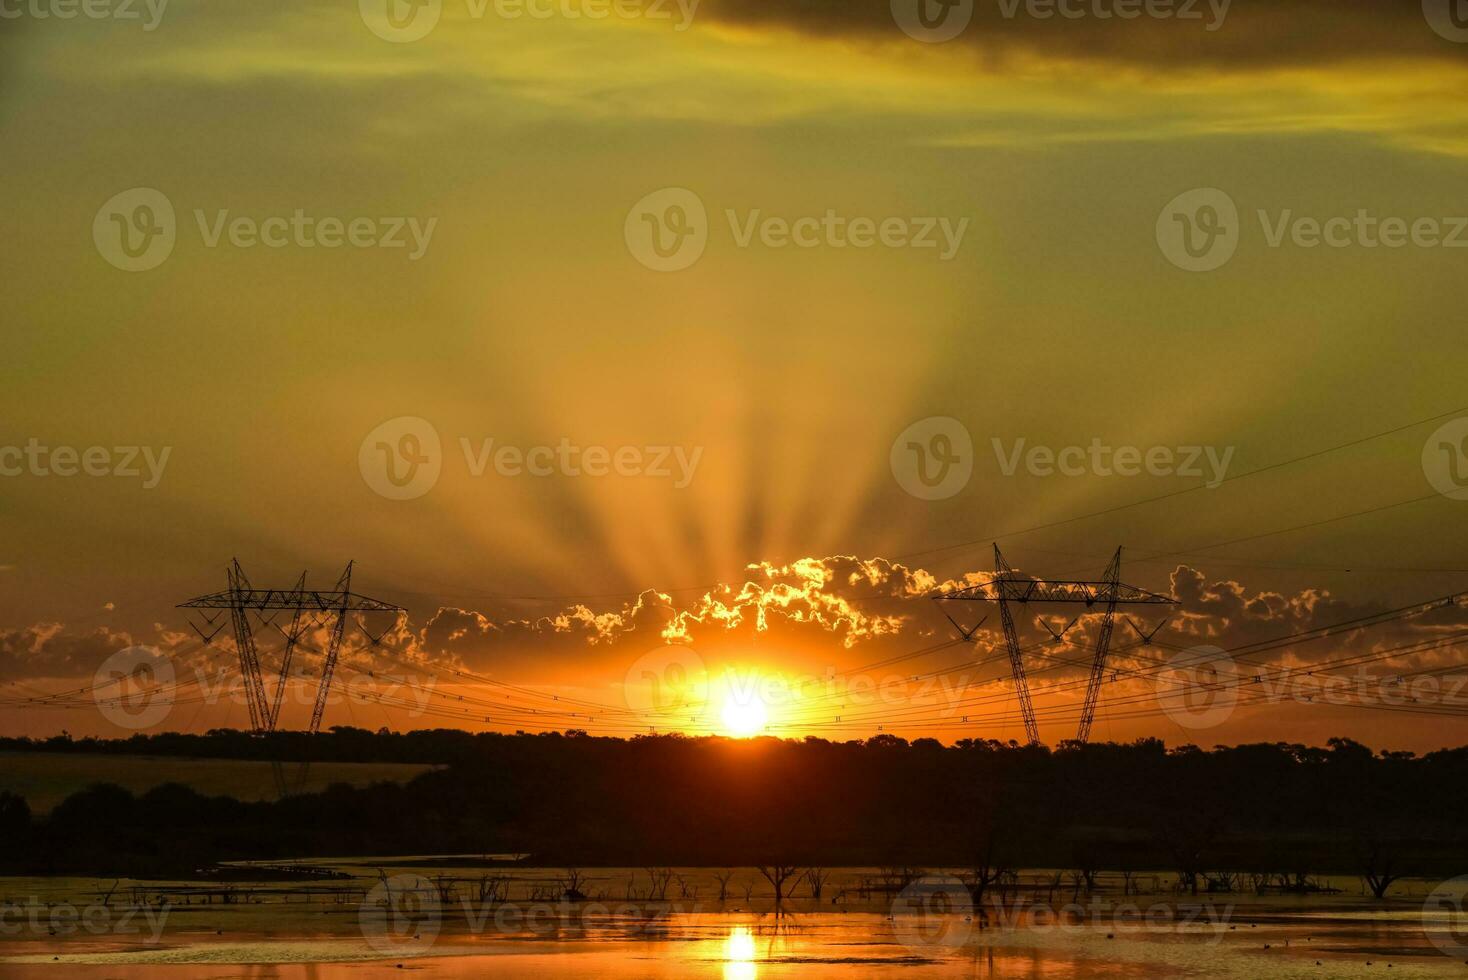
<box><xmin>0</xmin><ymin>752</ymin><xmax>438</xmax><ymax>813</ymax></box>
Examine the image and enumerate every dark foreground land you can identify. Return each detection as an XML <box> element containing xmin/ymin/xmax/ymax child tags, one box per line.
<box><xmin>0</xmin><ymin>730</ymin><xmax>1464</xmax><ymax>884</ymax></box>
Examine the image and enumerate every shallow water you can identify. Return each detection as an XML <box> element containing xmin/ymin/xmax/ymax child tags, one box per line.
<box><xmin>3</xmin><ymin>867</ymin><xmax>1466</xmax><ymax>977</ymax></box>
<box><xmin>4</xmin><ymin>909</ymin><xmax>1467</xmax><ymax>978</ymax></box>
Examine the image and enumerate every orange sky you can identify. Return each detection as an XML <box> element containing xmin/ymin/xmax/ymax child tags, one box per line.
<box><xmin>3</xmin><ymin>0</ymin><xmax>1468</xmax><ymax>750</ymax></box>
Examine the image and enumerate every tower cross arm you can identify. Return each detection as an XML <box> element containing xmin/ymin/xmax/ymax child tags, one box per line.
<box><xmin>178</xmin><ymin>590</ymin><xmax>402</xmax><ymax>612</ymax></box>
<box><xmin>934</xmin><ymin>579</ymin><xmax>1177</xmax><ymax>605</ymax></box>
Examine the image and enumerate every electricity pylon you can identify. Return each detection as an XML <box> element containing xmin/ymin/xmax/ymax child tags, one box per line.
<box><xmin>179</xmin><ymin>560</ymin><xmax>402</xmax><ymax>792</ymax></box>
<box><xmin>934</xmin><ymin>545</ymin><xmax>1176</xmax><ymax>744</ymax></box>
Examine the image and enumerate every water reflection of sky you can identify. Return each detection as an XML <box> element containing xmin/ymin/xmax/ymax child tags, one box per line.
<box><xmin>6</xmin><ymin>910</ymin><xmax>1467</xmax><ymax>978</ymax></box>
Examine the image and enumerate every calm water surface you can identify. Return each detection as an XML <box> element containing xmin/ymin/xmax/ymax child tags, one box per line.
<box><xmin>3</xmin><ymin>866</ymin><xmax>1465</xmax><ymax>978</ymax></box>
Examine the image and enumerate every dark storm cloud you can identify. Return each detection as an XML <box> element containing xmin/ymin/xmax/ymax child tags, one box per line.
<box><xmin>703</xmin><ymin>0</ymin><xmax>1465</xmax><ymax>69</ymax></box>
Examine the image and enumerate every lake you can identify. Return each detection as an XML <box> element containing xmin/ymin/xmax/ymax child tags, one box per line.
<box><xmin>2</xmin><ymin>865</ymin><xmax>1465</xmax><ymax>977</ymax></box>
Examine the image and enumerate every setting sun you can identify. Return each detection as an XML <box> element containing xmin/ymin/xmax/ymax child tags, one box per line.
<box><xmin>721</xmin><ymin>693</ymin><xmax>769</xmax><ymax>738</ymax></box>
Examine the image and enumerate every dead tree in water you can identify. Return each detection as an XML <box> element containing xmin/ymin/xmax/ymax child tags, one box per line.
<box><xmin>757</xmin><ymin>865</ymin><xmax>803</xmax><ymax>916</ymax></box>
<box><xmin>1357</xmin><ymin>836</ymin><xmax>1402</xmax><ymax>900</ymax></box>
<box><xmin>643</xmin><ymin>867</ymin><xmax>674</xmax><ymax>901</ymax></box>
<box><xmin>713</xmin><ymin>870</ymin><xmax>735</xmax><ymax>903</ymax></box>
<box><xmin>1068</xmin><ymin>840</ymin><xmax>1100</xmax><ymax>898</ymax></box>
<box><xmin>804</xmin><ymin>868</ymin><xmax>832</xmax><ymax>900</ymax></box>
<box><xmin>559</xmin><ymin>868</ymin><xmax>588</xmax><ymax>901</ymax></box>
<box><xmin>475</xmin><ymin>875</ymin><xmax>508</xmax><ymax>904</ymax></box>
<box><xmin>1155</xmin><ymin>819</ymin><xmax>1215</xmax><ymax>897</ymax></box>
<box><xmin>1203</xmin><ymin>871</ymin><xmax>1240</xmax><ymax>893</ymax></box>
<box><xmin>877</xmin><ymin>866</ymin><xmax>925</xmax><ymax>894</ymax></box>
<box><xmin>967</xmin><ymin>856</ymin><xmax>1010</xmax><ymax>906</ymax></box>
<box><xmin>1148</xmin><ymin>769</ymin><xmax>1222</xmax><ymax>898</ymax></box>
<box><xmin>967</xmin><ymin>792</ymin><xmax>1016</xmax><ymax>908</ymax></box>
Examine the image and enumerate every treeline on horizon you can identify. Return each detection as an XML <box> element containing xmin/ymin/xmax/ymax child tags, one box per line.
<box><xmin>3</xmin><ymin>726</ymin><xmax>1463</xmax><ymax>765</ymax></box>
<box><xmin>1</xmin><ymin>729</ymin><xmax>1465</xmax><ymax>882</ymax></box>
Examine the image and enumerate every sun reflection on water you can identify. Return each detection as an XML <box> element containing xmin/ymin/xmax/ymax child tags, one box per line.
<box><xmin>723</xmin><ymin>925</ymin><xmax>757</xmax><ymax>980</ymax></box>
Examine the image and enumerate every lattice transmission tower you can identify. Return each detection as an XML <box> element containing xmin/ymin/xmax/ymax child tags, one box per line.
<box><xmin>934</xmin><ymin>545</ymin><xmax>1177</xmax><ymax>744</ymax></box>
<box><xmin>179</xmin><ymin>560</ymin><xmax>403</xmax><ymax>791</ymax></box>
